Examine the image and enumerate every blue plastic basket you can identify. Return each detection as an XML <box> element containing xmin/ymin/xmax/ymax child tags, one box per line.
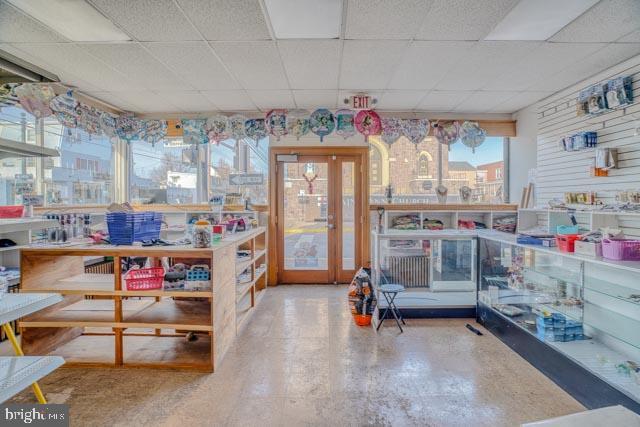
<box><xmin>106</xmin><ymin>212</ymin><xmax>162</xmax><ymax>245</ymax></box>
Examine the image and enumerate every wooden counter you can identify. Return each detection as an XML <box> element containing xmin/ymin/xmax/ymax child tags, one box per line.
<box><xmin>18</xmin><ymin>227</ymin><xmax>267</xmax><ymax>372</ymax></box>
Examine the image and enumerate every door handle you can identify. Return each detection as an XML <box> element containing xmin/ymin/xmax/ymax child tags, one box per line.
<box><xmin>328</xmin><ymin>224</ymin><xmax>335</xmax><ymax>229</ymax></box>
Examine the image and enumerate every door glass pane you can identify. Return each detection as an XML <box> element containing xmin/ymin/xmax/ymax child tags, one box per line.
<box><xmin>283</xmin><ymin>162</ymin><xmax>328</xmax><ymax>270</ymax></box>
<box><xmin>342</xmin><ymin>162</ymin><xmax>355</xmax><ymax>270</ymax></box>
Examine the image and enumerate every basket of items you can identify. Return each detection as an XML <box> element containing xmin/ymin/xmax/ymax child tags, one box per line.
<box><xmin>106</xmin><ymin>211</ymin><xmax>162</xmax><ymax>245</ymax></box>
<box><xmin>185</xmin><ymin>265</ymin><xmax>211</xmax><ymax>291</ymax></box>
<box><xmin>124</xmin><ymin>267</ymin><xmax>164</xmax><ymax>291</ymax></box>
<box><xmin>602</xmin><ymin>239</ymin><xmax>640</xmax><ymax>261</ymax></box>
<box><xmin>556</xmin><ymin>234</ymin><xmax>580</xmax><ymax>253</ymax></box>
<box><xmin>574</xmin><ymin>231</ymin><xmax>603</xmax><ymax>257</ymax></box>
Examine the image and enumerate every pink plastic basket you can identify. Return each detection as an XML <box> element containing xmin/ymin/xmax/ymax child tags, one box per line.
<box><xmin>124</xmin><ymin>267</ymin><xmax>164</xmax><ymax>290</ymax></box>
<box><xmin>602</xmin><ymin>239</ymin><xmax>640</xmax><ymax>261</ymax></box>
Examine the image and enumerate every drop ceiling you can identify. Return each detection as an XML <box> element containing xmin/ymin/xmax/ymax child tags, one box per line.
<box><xmin>0</xmin><ymin>0</ymin><xmax>639</xmax><ymax>115</ymax></box>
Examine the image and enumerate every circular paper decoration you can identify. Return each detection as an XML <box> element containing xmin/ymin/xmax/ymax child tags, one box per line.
<box><xmin>265</xmin><ymin>109</ymin><xmax>288</xmax><ymax>141</ymax></box>
<box><xmin>116</xmin><ymin>114</ymin><xmax>144</xmax><ymax>142</ymax></box>
<box><xmin>14</xmin><ymin>84</ymin><xmax>55</xmax><ymax>117</ymax></box>
<box><xmin>100</xmin><ymin>112</ymin><xmax>117</xmax><ymax>139</ymax></box>
<box><xmin>309</xmin><ymin>108</ymin><xmax>335</xmax><ymax>142</ymax></box>
<box><xmin>355</xmin><ymin>109</ymin><xmax>382</xmax><ymax>142</ymax></box>
<box><xmin>50</xmin><ymin>91</ymin><xmax>79</xmax><ymax>129</ymax></box>
<box><xmin>286</xmin><ymin>110</ymin><xmax>310</xmax><ymax>140</ymax></box>
<box><xmin>432</xmin><ymin>121</ymin><xmax>460</xmax><ymax>150</ymax></box>
<box><xmin>181</xmin><ymin>119</ymin><xmax>207</xmax><ymax>145</ymax></box>
<box><xmin>335</xmin><ymin>109</ymin><xmax>356</xmax><ymax>139</ymax></box>
<box><xmin>143</xmin><ymin>120</ymin><xmax>167</xmax><ymax>146</ymax></box>
<box><xmin>399</xmin><ymin>118</ymin><xmax>430</xmax><ymax>146</ymax></box>
<box><xmin>244</xmin><ymin>118</ymin><xmax>267</xmax><ymax>146</ymax></box>
<box><xmin>205</xmin><ymin>115</ymin><xmax>229</xmax><ymax>144</ymax></box>
<box><xmin>0</xmin><ymin>84</ymin><xmax>19</xmax><ymax>108</ymax></box>
<box><xmin>77</xmin><ymin>104</ymin><xmax>102</xmax><ymax>135</ymax></box>
<box><xmin>228</xmin><ymin>114</ymin><xmax>247</xmax><ymax>141</ymax></box>
<box><xmin>380</xmin><ymin>117</ymin><xmax>402</xmax><ymax>146</ymax></box>
<box><xmin>459</xmin><ymin>121</ymin><xmax>486</xmax><ymax>153</ymax></box>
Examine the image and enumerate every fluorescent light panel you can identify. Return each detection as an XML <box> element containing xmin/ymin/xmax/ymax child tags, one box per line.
<box><xmin>7</xmin><ymin>0</ymin><xmax>130</xmax><ymax>42</ymax></box>
<box><xmin>264</xmin><ymin>0</ymin><xmax>342</xmax><ymax>39</ymax></box>
<box><xmin>485</xmin><ymin>0</ymin><xmax>599</xmax><ymax>41</ymax></box>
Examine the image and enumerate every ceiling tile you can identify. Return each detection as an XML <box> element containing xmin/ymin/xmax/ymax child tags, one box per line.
<box><xmin>143</xmin><ymin>42</ymin><xmax>240</xmax><ymax>90</ymax></box>
<box><xmin>85</xmin><ymin>91</ymin><xmax>141</xmax><ymax>112</ymax></box>
<box><xmin>454</xmin><ymin>91</ymin><xmax>519</xmax><ymax>112</ymax></box>
<box><xmin>80</xmin><ymin>43</ymin><xmax>185</xmax><ymax>90</ymax></box>
<box><xmin>551</xmin><ymin>0</ymin><xmax>640</xmax><ymax>43</ymax></box>
<box><xmin>292</xmin><ymin>90</ymin><xmax>338</xmax><ymax>109</ymax></box>
<box><xmin>378</xmin><ymin>90</ymin><xmax>426</xmax><ymax>110</ymax></box>
<box><xmin>435</xmin><ymin>41</ymin><xmax>540</xmax><ymax>90</ymax></box>
<box><xmin>8</xmin><ymin>43</ymin><xmax>139</xmax><ymax>91</ymax></box>
<box><xmin>388</xmin><ymin>41</ymin><xmax>475</xmax><ymax>90</ymax></box>
<box><xmin>109</xmin><ymin>91</ymin><xmax>179</xmax><ymax>113</ymax></box>
<box><xmin>177</xmin><ymin>0</ymin><xmax>271</xmax><ymax>41</ymax></box>
<box><xmin>417</xmin><ymin>90</ymin><xmax>471</xmax><ymax>110</ymax></box>
<box><xmin>247</xmin><ymin>90</ymin><xmax>295</xmax><ymax>110</ymax></box>
<box><xmin>416</xmin><ymin>0</ymin><xmax>519</xmax><ymax>41</ymax></box>
<box><xmin>340</xmin><ymin>40</ymin><xmax>408</xmax><ymax>89</ymax></box>
<box><xmin>528</xmin><ymin>43</ymin><xmax>640</xmax><ymax>92</ymax></box>
<box><xmin>89</xmin><ymin>0</ymin><xmax>200</xmax><ymax>42</ymax></box>
<box><xmin>489</xmin><ymin>91</ymin><xmax>553</xmax><ymax>113</ymax></box>
<box><xmin>483</xmin><ymin>42</ymin><xmax>605</xmax><ymax>91</ymax></box>
<box><xmin>278</xmin><ymin>40</ymin><xmax>341</xmax><ymax>89</ymax></box>
<box><xmin>345</xmin><ymin>0</ymin><xmax>433</xmax><ymax>39</ymax></box>
<box><xmin>155</xmin><ymin>91</ymin><xmax>217</xmax><ymax>112</ymax></box>
<box><xmin>618</xmin><ymin>29</ymin><xmax>640</xmax><ymax>42</ymax></box>
<box><xmin>211</xmin><ymin>41</ymin><xmax>289</xmax><ymax>89</ymax></box>
<box><xmin>0</xmin><ymin>1</ymin><xmax>67</xmax><ymax>42</ymax></box>
<box><xmin>201</xmin><ymin>90</ymin><xmax>256</xmax><ymax>111</ymax></box>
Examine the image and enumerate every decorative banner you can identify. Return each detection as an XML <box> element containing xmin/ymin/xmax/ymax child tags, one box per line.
<box><xmin>205</xmin><ymin>115</ymin><xmax>229</xmax><ymax>144</ymax></box>
<box><xmin>0</xmin><ymin>84</ymin><xmax>19</xmax><ymax>107</ymax></box>
<box><xmin>116</xmin><ymin>113</ymin><xmax>144</xmax><ymax>142</ymax></box>
<box><xmin>432</xmin><ymin>120</ymin><xmax>460</xmax><ymax>150</ymax></box>
<box><xmin>380</xmin><ymin>117</ymin><xmax>402</xmax><ymax>146</ymax></box>
<box><xmin>399</xmin><ymin>118</ymin><xmax>430</xmax><ymax>146</ymax></box>
<box><xmin>77</xmin><ymin>104</ymin><xmax>102</xmax><ymax>135</ymax></box>
<box><xmin>50</xmin><ymin>91</ymin><xmax>79</xmax><ymax>129</ymax></box>
<box><xmin>335</xmin><ymin>109</ymin><xmax>356</xmax><ymax>139</ymax></box>
<box><xmin>143</xmin><ymin>120</ymin><xmax>167</xmax><ymax>146</ymax></box>
<box><xmin>100</xmin><ymin>112</ymin><xmax>118</xmax><ymax>139</ymax></box>
<box><xmin>14</xmin><ymin>84</ymin><xmax>55</xmax><ymax>117</ymax></box>
<box><xmin>244</xmin><ymin>118</ymin><xmax>267</xmax><ymax>145</ymax></box>
<box><xmin>181</xmin><ymin>119</ymin><xmax>207</xmax><ymax>145</ymax></box>
<box><xmin>228</xmin><ymin>114</ymin><xmax>247</xmax><ymax>141</ymax></box>
<box><xmin>286</xmin><ymin>110</ymin><xmax>310</xmax><ymax>140</ymax></box>
<box><xmin>265</xmin><ymin>109</ymin><xmax>288</xmax><ymax>141</ymax></box>
<box><xmin>309</xmin><ymin>108</ymin><xmax>335</xmax><ymax>142</ymax></box>
<box><xmin>459</xmin><ymin>121</ymin><xmax>486</xmax><ymax>153</ymax></box>
<box><xmin>354</xmin><ymin>109</ymin><xmax>382</xmax><ymax>142</ymax></box>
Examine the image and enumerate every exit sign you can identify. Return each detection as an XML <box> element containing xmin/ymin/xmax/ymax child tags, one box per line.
<box><xmin>350</xmin><ymin>95</ymin><xmax>370</xmax><ymax>109</ymax></box>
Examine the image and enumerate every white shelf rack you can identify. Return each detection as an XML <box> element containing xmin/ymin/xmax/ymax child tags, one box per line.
<box><xmin>380</xmin><ymin>208</ymin><xmax>517</xmax><ymax>234</ymax></box>
<box><xmin>518</xmin><ymin>207</ymin><xmax>640</xmax><ymax>237</ymax></box>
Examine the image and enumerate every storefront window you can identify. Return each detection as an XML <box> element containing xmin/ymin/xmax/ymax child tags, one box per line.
<box><xmin>0</xmin><ymin>107</ymin><xmax>38</xmax><ymax>205</ymax></box>
<box><xmin>448</xmin><ymin>137</ymin><xmax>505</xmax><ymax>203</ymax></box>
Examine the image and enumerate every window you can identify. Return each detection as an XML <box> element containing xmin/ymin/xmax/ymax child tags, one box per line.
<box><xmin>0</xmin><ymin>106</ymin><xmax>38</xmax><ymax>205</ymax></box>
<box><xmin>369</xmin><ymin>135</ymin><xmax>506</xmax><ymax>203</ymax></box>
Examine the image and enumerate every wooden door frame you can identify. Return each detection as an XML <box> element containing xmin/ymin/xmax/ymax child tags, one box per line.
<box><xmin>268</xmin><ymin>146</ymin><xmax>370</xmax><ymax>285</ymax></box>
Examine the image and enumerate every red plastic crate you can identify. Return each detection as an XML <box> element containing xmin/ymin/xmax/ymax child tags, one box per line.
<box><xmin>556</xmin><ymin>234</ymin><xmax>580</xmax><ymax>253</ymax></box>
<box><xmin>124</xmin><ymin>267</ymin><xmax>164</xmax><ymax>291</ymax></box>
<box><xmin>0</xmin><ymin>206</ymin><xmax>24</xmax><ymax>218</ymax></box>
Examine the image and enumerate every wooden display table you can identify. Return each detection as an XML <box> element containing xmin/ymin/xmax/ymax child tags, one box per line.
<box><xmin>18</xmin><ymin>227</ymin><xmax>267</xmax><ymax>372</ymax></box>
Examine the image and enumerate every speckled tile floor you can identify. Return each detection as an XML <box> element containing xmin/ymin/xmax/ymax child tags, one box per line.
<box><xmin>10</xmin><ymin>285</ymin><xmax>584</xmax><ymax>426</ymax></box>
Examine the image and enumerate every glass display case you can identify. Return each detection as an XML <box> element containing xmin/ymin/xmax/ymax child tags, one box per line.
<box><xmin>372</xmin><ymin>230</ymin><xmax>476</xmax><ymax>313</ymax></box>
<box><xmin>478</xmin><ymin>236</ymin><xmax>640</xmax><ymax>407</ymax></box>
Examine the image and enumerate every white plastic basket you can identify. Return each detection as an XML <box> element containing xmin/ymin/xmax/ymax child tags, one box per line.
<box><xmin>574</xmin><ymin>241</ymin><xmax>602</xmax><ymax>257</ymax></box>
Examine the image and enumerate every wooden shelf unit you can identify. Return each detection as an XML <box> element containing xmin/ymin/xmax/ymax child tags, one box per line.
<box><xmin>234</xmin><ymin>229</ymin><xmax>268</xmax><ymax>333</ymax></box>
<box><xmin>18</xmin><ymin>227</ymin><xmax>267</xmax><ymax>372</ymax></box>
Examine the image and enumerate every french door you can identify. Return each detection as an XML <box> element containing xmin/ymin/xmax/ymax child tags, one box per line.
<box><xmin>274</xmin><ymin>151</ymin><xmax>365</xmax><ymax>284</ymax></box>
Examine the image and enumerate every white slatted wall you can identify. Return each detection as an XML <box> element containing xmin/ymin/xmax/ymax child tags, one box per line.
<box><xmin>537</xmin><ymin>56</ymin><xmax>640</xmax><ymax>205</ymax></box>
<box><xmin>536</xmin><ymin>56</ymin><xmax>640</xmax><ymax>236</ymax></box>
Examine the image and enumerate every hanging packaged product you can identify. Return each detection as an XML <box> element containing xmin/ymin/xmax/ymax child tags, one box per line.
<box><xmin>205</xmin><ymin>115</ymin><xmax>229</xmax><ymax>144</ymax></box>
<box><xmin>605</xmin><ymin>76</ymin><xmax>633</xmax><ymax>109</ymax></box>
<box><xmin>309</xmin><ymin>108</ymin><xmax>335</xmax><ymax>142</ymax></box>
<box><xmin>354</xmin><ymin>109</ymin><xmax>382</xmax><ymax>142</ymax></box>
<box><xmin>399</xmin><ymin>118</ymin><xmax>429</xmax><ymax>146</ymax></box>
<box><xmin>0</xmin><ymin>84</ymin><xmax>19</xmax><ymax>107</ymax></box>
<box><xmin>432</xmin><ymin>121</ymin><xmax>460</xmax><ymax>150</ymax></box>
<box><xmin>143</xmin><ymin>120</ymin><xmax>167</xmax><ymax>146</ymax></box>
<box><xmin>286</xmin><ymin>110</ymin><xmax>310</xmax><ymax>140</ymax></box>
<box><xmin>116</xmin><ymin>114</ymin><xmax>145</xmax><ymax>142</ymax></box>
<box><xmin>77</xmin><ymin>104</ymin><xmax>102</xmax><ymax>135</ymax></box>
<box><xmin>587</xmin><ymin>84</ymin><xmax>607</xmax><ymax>115</ymax></box>
<box><xmin>459</xmin><ymin>121</ymin><xmax>486</xmax><ymax>153</ymax></box>
<box><xmin>380</xmin><ymin>117</ymin><xmax>402</xmax><ymax>146</ymax></box>
<box><xmin>50</xmin><ymin>91</ymin><xmax>79</xmax><ymax>128</ymax></box>
<box><xmin>100</xmin><ymin>112</ymin><xmax>118</xmax><ymax>139</ymax></box>
<box><xmin>181</xmin><ymin>119</ymin><xmax>207</xmax><ymax>145</ymax></box>
<box><xmin>14</xmin><ymin>84</ymin><xmax>55</xmax><ymax>118</ymax></box>
<box><xmin>335</xmin><ymin>109</ymin><xmax>357</xmax><ymax>139</ymax></box>
<box><xmin>244</xmin><ymin>118</ymin><xmax>267</xmax><ymax>146</ymax></box>
<box><xmin>228</xmin><ymin>114</ymin><xmax>248</xmax><ymax>141</ymax></box>
<box><xmin>265</xmin><ymin>109</ymin><xmax>288</xmax><ymax>141</ymax></box>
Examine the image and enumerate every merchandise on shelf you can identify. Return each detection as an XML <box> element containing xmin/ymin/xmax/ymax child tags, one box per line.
<box><xmin>391</xmin><ymin>214</ymin><xmax>420</xmax><ymax>230</ymax></box>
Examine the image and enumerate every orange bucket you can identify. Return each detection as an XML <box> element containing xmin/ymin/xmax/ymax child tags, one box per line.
<box><xmin>354</xmin><ymin>314</ymin><xmax>372</xmax><ymax>326</ymax></box>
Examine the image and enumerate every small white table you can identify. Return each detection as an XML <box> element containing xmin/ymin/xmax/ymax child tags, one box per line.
<box><xmin>0</xmin><ymin>293</ymin><xmax>64</xmax><ymax>403</ymax></box>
